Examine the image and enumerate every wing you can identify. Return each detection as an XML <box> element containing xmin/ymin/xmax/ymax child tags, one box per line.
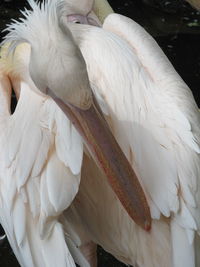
<box><xmin>0</xmin><ymin>44</ymin><xmax>83</xmax><ymax>266</ymax></box>
<box><xmin>75</xmin><ymin>14</ymin><xmax>200</xmax><ymax>243</ymax></box>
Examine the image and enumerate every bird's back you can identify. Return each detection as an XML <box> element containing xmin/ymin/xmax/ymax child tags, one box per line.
<box><xmin>67</xmin><ymin>14</ymin><xmax>200</xmax><ymax>267</ymax></box>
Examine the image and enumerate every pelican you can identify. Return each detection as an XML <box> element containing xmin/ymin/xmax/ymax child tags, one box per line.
<box><xmin>60</xmin><ymin>2</ymin><xmax>200</xmax><ymax>267</ymax></box>
<box><xmin>0</xmin><ymin>0</ymin><xmax>151</xmax><ymax>266</ymax></box>
<box><xmin>1</xmin><ymin>0</ymin><xmax>200</xmax><ymax>267</ymax></box>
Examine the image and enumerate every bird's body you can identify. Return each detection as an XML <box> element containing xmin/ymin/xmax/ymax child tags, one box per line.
<box><xmin>0</xmin><ymin>42</ymin><xmax>85</xmax><ymax>267</ymax></box>
<box><xmin>0</xmin><ymin>0</ymin><xmax>200</xmax><ymax>267</ymax></box>
<box><xmin>65</xmin><ymin>13</ymin><xmax>200</xmax><ymax>267</ymax></box>
<box><xmin>0</xmin><ymin>0</ymin><xmax>151</xmax><ymax>266</ymax></box>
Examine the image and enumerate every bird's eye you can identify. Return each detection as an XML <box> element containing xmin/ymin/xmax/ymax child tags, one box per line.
<box><xmin>67</xmin><ymin>15</ymin><xmax>86</xmax><ymax>24</ymax></box>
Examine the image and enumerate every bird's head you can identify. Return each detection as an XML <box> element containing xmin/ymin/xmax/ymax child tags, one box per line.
<box><xmin>62</xmin><ymin>0</ymin><xmax>101</xmax><ymax>25</ymax></box>
<box><xmin>3</xmin><ymin>0</ymin><xmax>151</xmax><ymax>231</ymax></box>
<box><xmin>4</xmin><ymin>0</ymin><xmax>93</xmax><ymax>109</ymax></box>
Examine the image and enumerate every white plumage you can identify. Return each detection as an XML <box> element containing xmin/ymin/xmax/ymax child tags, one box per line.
<box><xmin>0</xmin><ymin>0</ymin><xmax>200</xmax><ymax>266</ymax></box>
<box><xmin>67</xmin><ymin>9</ymin><xmax>200</xmax><ymax>267</ymax></box>
<box><xmin>0</xmin><ymin>43</ymin><xmax>82</xmax><ymax>267</ymax></box>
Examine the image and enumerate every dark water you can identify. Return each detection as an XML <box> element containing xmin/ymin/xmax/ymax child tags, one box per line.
<box><xmin>0</xmin><ymin>0</ymin><xmax>199</xmax><ymax>266</ymax></box>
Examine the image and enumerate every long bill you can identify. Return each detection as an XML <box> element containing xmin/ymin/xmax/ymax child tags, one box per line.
<box><xmin>48</xmin><ymin>90</ymin><xmax>151</xmax><ymax>231</ymax></box>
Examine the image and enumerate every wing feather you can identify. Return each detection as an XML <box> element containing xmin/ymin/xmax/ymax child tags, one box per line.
<box><xmin>13</xmin><ymin>196</ymin><xmax>26</xmax><ymax>246</ymax></box>
<box><xmin>0</xmin><ymin>54</ymin><xmax>82</xmax><ymax>266</ymax></box>
<box><xmin>76</xmin><ymin>14</ymin><xmax>200</xmax><ymax>239</ymax></box>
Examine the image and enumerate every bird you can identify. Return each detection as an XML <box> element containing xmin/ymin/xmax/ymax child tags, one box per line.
<box><xmin>2</xmin><ymin>0</ymin><xmax>200</xmax><ymax>266</ymax></box>
<box><xmin>0</xmin><ymin>42</ymin><xmax>83</xmax><ymax>267</ymax></box>
<box><xmin>61</xmin><ymin>2</ymin><xmax>200</xmax><ymax>267</ymax></box>
<box><xmin>0</xmin><ymin>0</ymin><xmax>151</xmax><ymax>266</ymax></box>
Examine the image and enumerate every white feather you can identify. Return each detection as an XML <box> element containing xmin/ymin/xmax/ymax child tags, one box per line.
<box><xmin>0</xmin><ymin>45</ymin><xmax>82</xmax><ymax>266</ymax></box>
<box><xmin>65</xmin><ymin>13</ymin><xmax>200</xmax><ymax>267</ymax></box>
<box><xmin>13</xmin><ymin>197</ymin><xmax>26</xmax><ymax>246</ymax></box>
<box><xmin>1</xmin><ymin>1</ymin><xmax>200</xmax><ymax>266</ymax></box>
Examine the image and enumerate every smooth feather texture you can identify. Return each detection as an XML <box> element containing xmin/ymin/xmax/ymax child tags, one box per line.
<box><xmin>1</xmin><ymin>0</ymin><xmax>200</xmax><ymax>266</ymax></box>
<box><xmin>65</xmin><ymin>13</ymin><xmax>200</xmax><ymax>267</ymax></box>
<box><xmin>0</xmin><ymin>43</ymin><xmax>83</xmax><ymax>266</ymax></box>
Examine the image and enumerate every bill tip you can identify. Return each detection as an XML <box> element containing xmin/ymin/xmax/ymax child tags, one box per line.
<box><xmin>144</xmin><ymin>220</ymin><xmax>151</xmax><ymax>231</ymax></box>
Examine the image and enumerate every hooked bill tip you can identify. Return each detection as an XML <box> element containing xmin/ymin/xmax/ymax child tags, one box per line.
<box><xmin>144</xmin><ymin>220</ymin><xmax>151</xmax><ymax>232</ymax></box>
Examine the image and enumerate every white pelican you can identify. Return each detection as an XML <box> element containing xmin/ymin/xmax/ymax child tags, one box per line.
<box><xmin>2</xmin><ymin>0</ymin><xmax>200</xmax><ymax>266</ymax></box>
<box><xmin>0</xmin><ymin>0</ymin><xmax>151</xmax><ymax>266</ymax></box>
<box><xmin>61</xmin><ymin>2</ymin><xmax>200</xmax><ymax>267</ymax></box>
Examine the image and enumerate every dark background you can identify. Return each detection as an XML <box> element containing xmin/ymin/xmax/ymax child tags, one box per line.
<box><xmin>0</xmin><ymin>0</ymin><xmax>199</xmax><ymax>266</ymax></box>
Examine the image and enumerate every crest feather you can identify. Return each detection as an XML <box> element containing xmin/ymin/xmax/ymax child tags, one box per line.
<box><xmin>2</xmin><ymin>0</ymin><xmax>67</xmax><ymax>53</ymax></box>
